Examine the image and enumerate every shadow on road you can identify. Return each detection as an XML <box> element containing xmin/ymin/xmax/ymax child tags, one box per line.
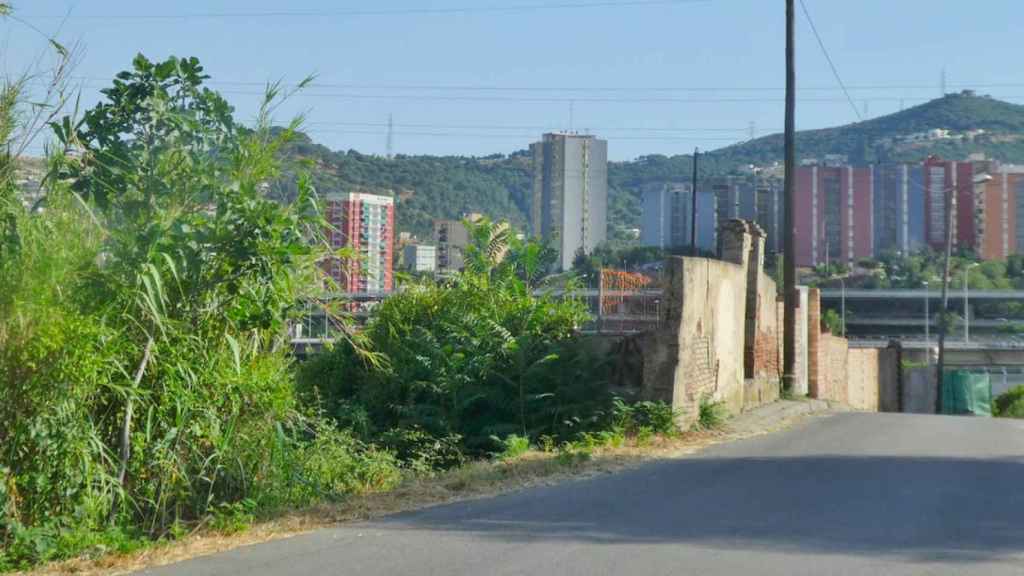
<box><xmin>376</xmin><ymin>454</ymin><xmax>1024</xmax><ymax>564</ymax></box>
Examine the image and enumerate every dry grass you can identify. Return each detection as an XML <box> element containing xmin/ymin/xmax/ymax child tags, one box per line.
<box><xmin>20</xmin><ymin>411</ymin><xmax>818</xmax><ymax>576</ymax></box>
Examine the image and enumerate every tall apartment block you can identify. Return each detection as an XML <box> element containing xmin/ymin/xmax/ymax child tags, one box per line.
<box><xmin>753</xmin><ymin>177</ymin><xmax>783</xmax><ymax>254</ymax></box>
<box><xmin>402</xmin><ymin>244</ymin><xmax>437</xmax><ymax>274</ymax></box>
<box><xmin>793</xmin><ymin>164</ymin><xmax>873</xmax><ymax>267</ymax></box>
<box><xmin>434</xmin><ymin>218</ymin><xmax>470</xmax><ymax>274</ymax></box>
<box><xmin>640</xmin><ymin>182</ymin><xmax>716</xmax><ymax>252</ymax></box>
<box><xmin>872</xmin><ymin>163</ymin><xmax>925</xmax><ymax>256</ymax></box>
<box><xmin>976</xmin><ymin>164</ymin><xmax>1024</xmax><ymax>260</ymax></box>
<box><xmin>922</xmin><ymin>157</ymin><xmax>982</xmax><ymax>252</ymax></box>
<box><xmin>710</xmin><ymin>177</ymin><xmax>757</xmax><ymax>227</ymax></box>
<box><xmin>324</xmin><ymin>192</ymin><xmax>395</xmax><ymax>293</ymax></box>
<box><xmin>530</xmin><ymin>133</ymin><xmax>608</xmax><ymax>271</ymax></box>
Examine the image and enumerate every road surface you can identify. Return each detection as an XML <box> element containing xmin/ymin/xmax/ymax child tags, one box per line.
<box><xmin>139</xmin><ymin>413</ymin><xmax>1024</xmax><ymax>575</ymax></box>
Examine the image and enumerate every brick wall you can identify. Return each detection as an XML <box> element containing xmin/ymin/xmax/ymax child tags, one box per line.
<box><xmin>808</xmin><ymin>288</ymin><xmax>822</xmax><ymax>398</ymax></box>
<box><xmin>806</xmin><ymin>288</ymin><xmax>898</xmax><ymax>411</ymax></box>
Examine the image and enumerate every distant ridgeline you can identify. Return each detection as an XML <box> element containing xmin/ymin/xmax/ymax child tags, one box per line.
<box><xmin>270</xmin><ymin>92</ymin><xmax>1024</xmax><ymax>241</ymax></box>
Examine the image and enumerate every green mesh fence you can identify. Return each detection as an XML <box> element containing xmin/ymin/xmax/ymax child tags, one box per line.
<box><xmin>941</xmin><ymin>370</ymin><xmax>993</xmax><ymax>416</ymax></box>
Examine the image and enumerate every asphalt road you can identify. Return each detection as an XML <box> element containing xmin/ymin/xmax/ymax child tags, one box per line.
<box><xmin>139</xmin><ymin>413</ymin><xmax>1024</xmax><ymax>575</ymax></box>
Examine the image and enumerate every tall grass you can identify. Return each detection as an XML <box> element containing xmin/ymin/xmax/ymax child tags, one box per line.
<box><xmin>0</xmin><ymin>57</ymin><xmax>401</xmax><ymax>571</ymax></box>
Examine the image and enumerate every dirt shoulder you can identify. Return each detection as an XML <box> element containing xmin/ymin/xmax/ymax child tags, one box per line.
<box><xmin>22</xmin><ymin>399</ymin><xmax>836</xmax><ymax>576</ymax></box>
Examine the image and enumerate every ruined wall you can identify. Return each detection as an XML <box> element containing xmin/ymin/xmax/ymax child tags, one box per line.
<box><xmin>615</xmin><ymin>220</ymin><xmax>867</xmax><ymax>427</ymax></box>
<box><xmin>720</xmin><ymin>219</ymin><xmax>783</xmax><ymax>411</ymax></box>
<box><xmin>847</xmin><ymin>348</ymin><xmax>879</xmax><ymax>410</ymax></box>
<box><xmin>653</xmin><ymin>256</ymin><xmax>749</xmax><ymax>424</ymax></box>
<box><xmin>807</xmin><ymin>288</ymin><xmax>900</xmax><ymax>411</ymax></box>
<box><xmin>744</xmin><ymin>269</ymin><xmax>782</xmax><ymax>409</ymax></box>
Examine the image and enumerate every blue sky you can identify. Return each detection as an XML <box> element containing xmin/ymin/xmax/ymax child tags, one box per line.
<box><xmin>4</xmin><ymin>0</ymin><xmax>1024</xmax><ymax>160</ymax></box>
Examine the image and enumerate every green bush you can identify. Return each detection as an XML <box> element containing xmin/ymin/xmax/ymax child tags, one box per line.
<box><xmin>495</xmin><ymin>435</ymin><xmax>531</xmax><ymax>461</ymax></box>
<box><xmin>298</xmin><ymin>220</ymin><xmax>614</xmax><ymax>466</ymax></box>
<box><xmin>632</xmin><ymin>401</ymin><xmax>680</xmax><ymax>436</ymax></box>
<box><xmin>993</xmin><ymin>386</ymin><xmax>1024</xmax><ymax>418</ymax></box>
<box><xmin>696</xmin><ymin>397</ymin><xmax>729</xmax><ymax>430</ymax></box>
<box><xmin>0</xmin><ymin>55</ymin><xmax>401</xmax><ymax>570</ymax></box>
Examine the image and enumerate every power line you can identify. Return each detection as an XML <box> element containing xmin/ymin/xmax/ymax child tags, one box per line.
<box><xmin>22</xmin><ymin>0</ymin><xmax>712</xmax><ymax>21</ymax></box>
<box><xmin>40</xmin><ymin>76</ymin><xmax>1024</xmax><ymax>94</ymax></box>
<box><xmin>303</xmin><ymin>127</ymin><xmax>746</xmax><ymax>141</ymax></box>
<box><xmin>798</xmin><ymin>0</ymin><xmax>861</xmax><ymax>121</ymax></box>
<box><xmin>306</xmin><ymin>120</ymin><xmax>760</xmax><ymax>132</ymax></box>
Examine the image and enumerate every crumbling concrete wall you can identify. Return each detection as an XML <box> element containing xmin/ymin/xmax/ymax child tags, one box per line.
<box><xmin>643</xmin><ymin>255</ymin><xmax>748</xmax><ymax>425</ymax></box>
<box><xmin>612</xmin><ymin>219</ymin><xmax>916</xmax><ymax>426</ymax></box>
<box><xmin>633</xmin><ymin>219</ymin><xmax>786</xmax><ymax>427</ymax></box>
<box><xmin>806</xmin><ymin>288</ymin><xmax>901</xmax><ymax>411</ymax></box>
<box><xmin>903</xmin><ymin>365</ymin><xmax>938</xmax><ymax>413</ymax></box>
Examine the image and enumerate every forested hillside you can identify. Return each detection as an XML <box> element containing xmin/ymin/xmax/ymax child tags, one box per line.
<box><xmin>273</xmin><ymin>93</ymin><xmax>1024</xmax><ymax>241</ymax></box>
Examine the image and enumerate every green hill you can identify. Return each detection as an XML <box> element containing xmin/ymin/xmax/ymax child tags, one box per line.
<box><xmin>710</xmin><ymin>91</ymin><xmax>1024</xmax><ymax>167</ymax></box>
<box><xmin>277</xmin><ymin>92</ymin><xmax>1024</xmax><ymax>240</ymax></box>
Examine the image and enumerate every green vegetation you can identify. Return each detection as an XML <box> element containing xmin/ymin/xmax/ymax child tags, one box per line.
<box><xmin>811</xmin><ymin>250</ymin><xmax>1024</xmax><ymax>292</ymax></box>
<box><xmin>297</xmin><ymin>217</ymin><xmax>625</xmax><ymax>467</ymax></box>
<box><xmin>993</xmin><ymin>386</ymin><xmax>1024</xmax><ymax>418</ymax></box>
<box><xmin>710</xmin><ymin>91</ymin><xmax>1024</xmax><ymax>167</ymax></box>
<box><xmin>267</xmin><ymin>92</ymin><xmax>1024</xmax><ymax>246</ymax></box>
<box><xmin>696</xmin><ymin>397</ymin><xmax>728</xmax><ymax>431</ymax></box>
<box><xmin>0</xmin><ymin>54</ymin><xmax>408</xmax><ymax>571</ymax></box>
<box><xmin>821</xmin><ymin>309</ymin><xmax>844</xmax><ymax>336</ymax></box>
<box><xmin>1</xmin><ymin>44</ymin><xmax>682</xmax><ymax>570</ymax></box>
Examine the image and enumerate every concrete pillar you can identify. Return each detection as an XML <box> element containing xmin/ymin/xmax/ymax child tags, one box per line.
<box><xmin>808</xmin><ymin>287</ymin><xmax>822</xmax><ymax>398</ymax></box>
<box><xmin>718</xmin><ymin>219</ymin><xmax>752</xmax><ymax>268</ymax></box>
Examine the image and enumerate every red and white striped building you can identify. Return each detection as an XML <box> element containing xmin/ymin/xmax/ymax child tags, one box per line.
<box><xmin>323</xmin><ymin>192</ymin><xmax>395</xmax><ymax>293</ymax></box>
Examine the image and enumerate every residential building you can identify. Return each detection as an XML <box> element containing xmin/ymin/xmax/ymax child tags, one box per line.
<box><xmin>872</xmin><ymin>163</ymin><xmax>925</xmax><ymax>256</ymax></box>
<box><xmin>640</xmin><ymin>182</ymin><xmax>716</xmax><ymax>252</ymax></box>
<box><xmin>710</xmin><ymin>177</ymin><xmax>756</xmax><ymax>229</ymax></box>
<box><xmin>324</xmin><ymin>192</ymin><xmax>395</xmax><ymax>293</ymax></box>
<box><xmin>975</xmin><ymin>164</ymin><xmax>1024</xmax><ymax>260</ymax></box>
<box><xmin>530</xmin><ymin>133</ymin><xmax>608</xmax><ymax>270</ymax></box>
<box><xmin>793</xmin><ymin>164</ymin><xmax>873</xmax><ymax>267</ymax></box>
<box><xmin>402</xmin><ymin>244</ymin><xmax>437</xmax><ymax>274</ymax></box>
<box><xmin>434</xmin><ymin>218</ymin><xmax>470</xmax><ymax>274</ymax></box>
<box><xmin>753</xmin><ymin>177</ymin><xmax>783</xmax><ymax>254</ymax></box>
<box><xmin>922</xmin><ymin>156</ymin><xmax>982</xmax><ymax>252</ymax></box>
<box><xmin>1008</xmin><ymin>167</ymin><xmax>1024</xmax><ymax>256</ymax></box>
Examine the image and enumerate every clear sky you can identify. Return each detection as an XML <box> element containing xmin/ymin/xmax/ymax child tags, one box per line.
<box><xmin>4</xmin><ymin>0</ymin><xmax>1024</xmax><ymax>160</ymax></box>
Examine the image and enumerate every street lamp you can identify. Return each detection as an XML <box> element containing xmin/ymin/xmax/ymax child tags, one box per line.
<box><xmin>963</xmin><ymin>262</ymin><xmax>979</xmax><ymax>343</ymax></box>
<box><xmin>840</xmin><ymin>276</ymin><xmax>846</xmax><ymax>338</ymax></box>
<box><xmin>936</xmin><ymin>173</ymin><xmax>993</xmax><ymax>413</ymax></box>
<box><xmin>922</xmin><ymin>280</ymin><xmax>930</xmax><ymax>362</ymax></box>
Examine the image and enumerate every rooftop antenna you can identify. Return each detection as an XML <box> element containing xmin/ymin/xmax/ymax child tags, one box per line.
<box><xmin>386</xmin><ymin>113</ymin><xmax>394</xmax><ymax>159</ymax></box>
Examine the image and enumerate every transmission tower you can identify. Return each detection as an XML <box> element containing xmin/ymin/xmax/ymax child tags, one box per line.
<box><xmin>940</xmin><ymin>67</ymin><xmax>947</xmax><ymax>96</ymax></box>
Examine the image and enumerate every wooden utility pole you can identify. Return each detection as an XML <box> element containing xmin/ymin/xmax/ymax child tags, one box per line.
<box><xmin>783</xmin><ymin>0</ymin><xmax>798</xmax><ymax>392</ymax></box>
<box><xmin>935</xmin><ymin>184</ymin><xmax>956</xmax><ymax>413</ymax></box>
<box><xmin>691</xmin><ymin>147</ymin><xmax>699</xmax><ymax>256</ymax></box>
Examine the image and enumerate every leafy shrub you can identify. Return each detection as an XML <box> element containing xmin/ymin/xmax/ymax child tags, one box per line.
<box><xmin>632</xmin><ymin>401</ymin><xmax>680</xmax><ymax>436</ymax></box>
<box><xmin>994</xmin><ymin>386</ymin><xmax>1024</xmax><ymax>418</ymax></box>
<box><xmin>609</xmin><ymin>397</ymin><xmax>678</xmax><ymax>437</ymax></box>
<box><xmin>298</xmin><ymin>220</ymin><xmax>614</xmax><ymax>466</ymax></box>
<box><xmin>377</xmin><ymin>428</ymin><xmax>466</xmax><ymax>472</ymax></box>
<box><xmin>0</xmin><ymin>55</ymin><xmax>398</xmax><ymax>569</ymax></box>
<box><xmin>696</xmin><ymin>397</ymin><xmax>729</xmax><ymax>430</ymax></box>
<box><xmin>495</xmin><ymin>435</ymin><xmax>531</xmax><ymax>461</ymax></box>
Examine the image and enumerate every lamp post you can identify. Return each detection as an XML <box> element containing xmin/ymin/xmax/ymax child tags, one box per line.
<box><xmin>923</xmin><ymin>280</ymin><xmax>929</xmax><ymax>361</ymax></box>
<box><xmin>840</xmin><ymin>276</ymin><xmax>846</xmax><ymax>338</ymax></box>
<box><xmin>963</xmin><ymin>262</ymin><xmax>978</xmax><ymax>343</ymax></box>
<box><xmin>936</xmin><ymin>173</ymin><xmax>993</xmax><ymax>413</ymax></box>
